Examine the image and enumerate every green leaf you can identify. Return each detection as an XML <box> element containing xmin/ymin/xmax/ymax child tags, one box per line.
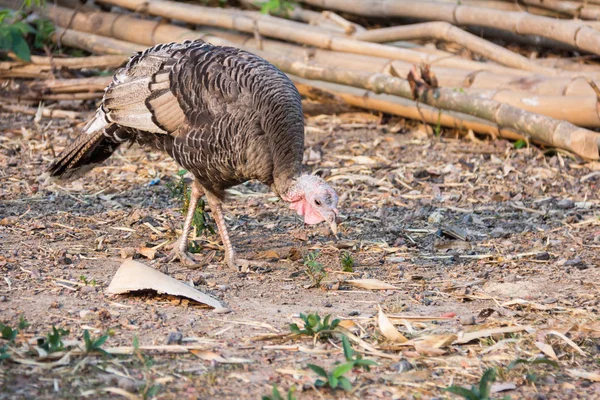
<box><xmin>271</xmin><ymin>384</ymin><xmax>283</xmax><ymax>400</ymax></box>
<box><xmin>530</xmin><ymin>358</ymin><xmax>559</xmax><ymax>368</ymax></box>
<box><xmin>444</xmin><ymin>386</ymin><xmax>479</xmax><ymax>400</ymax></box>
<box><xmin>289</xmin><ymin>324</ymin><xmax>300</xmax><ymax>334</ymax></box>
<box><xmin>307</xmin><ymin>364</ymin><xmax>328</xmax><ymax>378</ymax></box>
<box><xmin>338</xmin><ymin>376</ymin><xmax>352</xmax><ymax>392</ymax></box>
<box><xmin>354</xmin><ymin>359</ymin><xmax>378</xmax><ymax>366</ymax></box>
<box><xmin>514</xmin><ymin>139</ymin><xmax>527</xmax><ymax>149</ymax></box>
<box><xmin>0</xmin><ymin>324</ymin><xmax>17</xmax><ymax>342</ymax></box>
<box><xmin>314</xmin><ymin>379</ymin><xmax>325</xmax><ymax>387</ymax></box>
<box><xmin>9</xmin><ymin>29</ymin><xmax>31</xmax><ymax>61</ymax></box>
<box><xmin>332</xmin><ymin>362</ymin><xmax>354</xmax><ymax>378</ymax></box>
<box><xmin>478</xmin><ymin>368</ymin><xmax>496</xmax><ymax>399</ymax></box>
<box><xmin>11</xmin><ymin>21</ymin><xmax>35</xmax><ymax>35</ymax></box>
<box><xmin>342</xmin><ymin>335</ymin><xmax>353</xmax><ymax>361</ymax></box>
<box><xmin>133</xmin><ymin>334</ymin><xmax>139</xmax><ymax>350</ymax></box>
<box><xmin>92</xmin><ymin>334</ymin><xmax>108</xmax><ymax>349</ymax></box>
<box><xmin>328</xmin><ymin>374</ymin><xmax>338</xmax><ymax>389</ymax></box>
<box><xmin>330</xmin><ymin>319</ymin><xmax>340</xmax><ymax>329</ymax></box>
<box><xmin>307</xmin><ymin>313</ymin><xmax>318</xmax><ymax>328</ymax></box>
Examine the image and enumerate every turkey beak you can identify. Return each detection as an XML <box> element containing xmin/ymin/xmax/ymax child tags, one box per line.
<box><xmin>326</xmin><ymin>210</ymin><xmax>338</xmax><ymax>238</ymax></box>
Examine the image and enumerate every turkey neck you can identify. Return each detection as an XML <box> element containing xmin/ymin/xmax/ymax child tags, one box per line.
<box><xmin>262</xmin><ymin>89</ymin><xmax>305</xmax><ymax>198</ymax></box>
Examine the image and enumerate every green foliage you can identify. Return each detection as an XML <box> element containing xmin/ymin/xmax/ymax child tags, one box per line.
<box><xmin>303</xmin><ymin>251</ymin><xmax>327</xmax><ymax>287</ymax></box>
<box><xmin>83</xmin><ymin>330</ymin><xmax>110</xmax><ymax>357</ymax></box>
<box><xmin>38</xmin><ymin>326</ymin><xmax>69</xmax><ymax>353</ymax></box>
<box><xmin>0</xmin><ymin>3</ymin><xmax>54</xmax><ymax>62</ymax></box>
<box><xmin>254</xmin><ymin>0</ymin><xmax>295</xmax><ymax>16</ymax></box>
<box><xmin>341</xmin><ymin>335</ymin><xmax>378</xmax><ymax>372</ymax></box>
<box><xmin>444</xmin><ymin>368</ymin><xmax>510</xmax><ymax>400</ymax></box>
<box><xmin>308</xmin><ymin>362</ymin><xmax>354</xmax><ymax>391</ymax></box>
<box><xmin>167</xmin><ymin>170</ymin><xmax>215</xmax><ymax>241</ymax></box>
<box><xmin>289</xmin><ymin>312</ymin><xmax>340</xmax><ymax>339</ymax></box>
<box><xmin>0</xmin><ymin>323</ymin><xmax>19</xmax><ymax>343</ymax></box>
<box><xmin>262</xmin><ymin>384</ymin><xmax>296</xmax><ymax>400</ymax></box>
<box><xmin>514</xmin><ymin>139</ymin><xmax>528</xmax><ymax>149</ymax></box>
<box><xmin>340</xmin><ymin>252</ymin><xmax>354</xmax><ymax>272</ymax></box>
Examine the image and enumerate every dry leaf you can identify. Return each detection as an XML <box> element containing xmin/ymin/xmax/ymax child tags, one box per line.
<box><xmin>190</xmin><ymin>349</ymin><xmax>253</xmax><ymax>364</ymax></box>
<box><xmin>378</xmin><ymin>307</ymin><xmax>408</xmax><ymax>343</ymax></box>
<box><xmin>546</xmin><ymin>330</ymin><xmax>586</xmax><ymax>356</ymax></box>
<box><xmin>136</xmin><ymin>246</ymin><xmax>156</xmax><ymax>260</ymax></box>
<box><xmin>535</xmin><ymin>341</ymin><xmax>558</xmax><ymax>361</ymax></box>
<box><xmin>106</xmin><ymin>260</ymin><xmax>223</xmax><ymax>308</ymax></box>
<box><xmin>567</xmin><ymin>369</ymin><xmax>600</xmax><ymax>382</ymax></box>
<box><xmin>454</xmin><ymin>325</ymin><xmax>531</xmax><ymax>344</ymax></box>
<box><xmin>347</xmin><ymin>279</ymin><xmax>399</xmax><ymax>290</ymax></box>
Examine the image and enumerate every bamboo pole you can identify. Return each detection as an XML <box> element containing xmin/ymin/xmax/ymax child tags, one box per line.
<box><xmin>52</xmin><ymin>27</ymin><xmax>146</xmax><ymax>55</ymax></box>
<box><xmin>518</xmin><ymin>0</ymin><xmax>600</xmax><ymax>20</ymax></box>
<box><xmin>0</xmin><ymin>55</ymin><xmax>128</xmax><ymax>78</ymax></box>
<box><xmin>90</xmin><ymin>0</ymin><xmax>543</xmax><ymax>75</ymax></box>
<box><xmin>300</xmin><ymin>0</ymin><xmax>600</xmax><ymax>56</ymax></box>
<box><xmin>0</xmin><ymin>103</ymin><xmax>91</xmax><ymax>119</ymax></box>
<box><xmin>353</xmin><ymin>22</ymin><xmax>554</xmax><ymax>74</ymax></box>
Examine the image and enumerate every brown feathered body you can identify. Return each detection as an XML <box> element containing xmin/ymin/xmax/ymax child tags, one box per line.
<box><xmin>46</xmin><ymin>40</ymin><xmax>305</xmax><ymax>199</ymax></box>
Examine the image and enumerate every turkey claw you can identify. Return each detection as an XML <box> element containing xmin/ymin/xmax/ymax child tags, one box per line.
<box><xmin>161</xmin><ymin>248</ymin><xmax>200</xmax><ymax>267</ymax></box>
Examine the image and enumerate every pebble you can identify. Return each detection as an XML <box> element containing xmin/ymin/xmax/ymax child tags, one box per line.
<box><xmin>460</xmin><ymin>315</ymin><xmax>477</xmax><ymax>325</ymax></box>
<box><xmin>117</xmin><ymin>377</ymin><xmax>138</xmax><ymax>392</ymax></box>
<box><xmin>535</xmin><ymin>252</ymin><xmax>550</xmax><ymax>261</ymax></box>
<box><xmin>217</xmin><ymin>285</ymin><xmax>229</xmax><ymax>291</ymax></box>
<box><xmin>490</xmin><ymin>227</ymin><xmax>509</xmax><ymax>238</ymax></box>
<box><xmin>0</xmin><ymin>296</ymin><xmax>7</xmax><ymax>302</ymax></box>
<box><xmin>80</xmin><ymin>286</ymin><xmax>96</xmax><ymax>294</ymax></box>
<box><xmin>57</xmin><ymin>256</ymin><xmax>72</xmax><ymax>265</ymax></box>
<box><xmin>212</xmin><ymin>307</ymin><xmax>231</xmax><ymax>314</ymax></box>
<box><xmin>427</xmin><ymin>211</ymin><xmax>444</xmax><ymax>225</ymax></box>
<box><xmin>348</xmin><ymin>311</ymin><xmax>360</xmax><ymax>316</ymax></box>
<box><xmin>390</xmin><ymin>359</ymin><xmax>414</xmax><ymax>373</ymax></box>
<box><xmin>79</xmin><ymin>309</ymin><xmax>94</xmax><ymax>320</ymax></box>
<box><xmin>564</xmin><ymin>257</ymin><xmax>588</xmax><ymax>270</ymax></box>
<box><xmin>556</xmin><ymin>199</ymin><xmax>575</xmax><ymax>209</ymax></box>
<box><xmin>166</xmin><ymin>331</ymin><xmax>183</xmax><ymax>345</ymax></box>
<box><xmin>323</xmin><ymin>302</ymin><xmax>332</xmax><ymax>308</ymax></box>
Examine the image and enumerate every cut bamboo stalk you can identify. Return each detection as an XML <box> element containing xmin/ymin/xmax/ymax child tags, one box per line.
<box><xmin>353</xmin><ymin>22</ymin><xmax>554</xmax><ymax>74</ymax></box>
<box><xmin>28</xmin><ymin>76</ymin><xmax>112</xmax><ymax>93</ymax></box>
<box><xmin>0</xmin><ymin>55</ymin><xmax>128</xmax><ymax>78</ymax></box>
<box><xmin>300</xmin><ymin>0</ymin><xmax>600</xmax><ymax>56</ymax></box>
<box><xmin>518</xmin><ymin>0</ymin><xmax>600</xmax><ymax>20</ymax></box>
<box><xmin>91</xmin><ymin>0</ymin><xmax>536</xmax><ymax>75</ymax></box>
<box><xmin>52</xmin><ymin>27</ymin><xmax>146</xmax><ymax>55</ymax></box>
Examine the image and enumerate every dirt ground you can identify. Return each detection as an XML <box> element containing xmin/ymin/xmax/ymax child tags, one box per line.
<box><xmin>1</xmin><ymin>107</ymin><xmax>600</xmax><ymax>400</ymax></box>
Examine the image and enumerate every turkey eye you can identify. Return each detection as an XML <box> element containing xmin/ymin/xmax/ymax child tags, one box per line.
<box><xmin>314</xmin><ymin>199</ymin><xmax>322</xmax><ymax>206</ymax></box>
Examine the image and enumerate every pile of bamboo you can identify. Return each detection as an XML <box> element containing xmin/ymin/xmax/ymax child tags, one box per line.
<box><xmin>2</xmin><ymin>0</ymin><xmax>600</xmax><ymax>159</ymax></box>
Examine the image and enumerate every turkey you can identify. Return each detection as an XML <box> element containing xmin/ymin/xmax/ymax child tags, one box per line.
<box><xmin>44</xmin><ymin>39</ymin><xmax>339</xmax><ymax>270</ymax></box>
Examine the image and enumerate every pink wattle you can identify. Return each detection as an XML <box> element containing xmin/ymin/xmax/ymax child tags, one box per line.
<box><xmin>289</xmin><ymin>199</ymin><xmax>325</xmax><ymax>225</ymax></box>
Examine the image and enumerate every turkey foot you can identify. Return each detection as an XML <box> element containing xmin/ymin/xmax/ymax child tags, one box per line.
<box><xmin>161</xmin><ymin>239</ymin><xmax>200</xmax><ymax>266</ymax></box>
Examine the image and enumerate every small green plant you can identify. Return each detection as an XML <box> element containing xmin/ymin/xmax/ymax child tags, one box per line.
<box><xmin>79</xmin><ymin>274</ymin><xmax>96</xmax><ymax>286</ymax></box>
<box><xmin>341</xmin><ymin>336</ymin><xmax>378</xmax><ymax>372</ymax></box>
<box><xmin>433</xmin><ymin>110</ymin><xmax>442</xmax><ymax>137</ymax></box>
<box><xmin>340</xmin><ymin>252</ymin><xmax>354</xmax><ymax>272</ymax></box>
<box><xmin>308</xmin><ymin>362</ymin><xmax>354</xmax><ymax>391</ymax></box>
<box><xmin>167</xmin><ymin>170</ymin><xmax>215</xmax><ymax>241</ymax></box>
<box><xmin>83</xmin><ymin>330</ymin><xmax>110</xmax><ymax>357</ymax></box>
<box><xmin>37</xmin><ymin>326</ymin><xmax>69</xmax><ymax>353</ymax></box>
<box><xmin>0</xmin><ymin>323</ymin><xmax>18</xmax><ymax>343</ymax></box>
<box><xmin>290</xmin><ymin>312</ymin><xmax>340</xmax><ymax>339</ymax></box>
<box><xmin>444</xmin><ymin>368</ymin><xmax>510</xmax><ymax>400</ymax></box>
<box><xmin>303</xmin><ymin>251</ymin><xmax>327</xmax><ymax>287</ymax></box>
<box><xmin>0</xmin><ymin>0</ymin><xmax>54</xmax><ymax>62</ymax></box>
<box><xmin>514</xmin><ymin>139</ymin><xmax>528</xmax><ymax>149</ymax></box>
<box><xmin>262</xmin><ymin>384</ymin><xmax>296</xmax><ymax>400</ymax></box>
<box><xmin>0</xmin><ymin>316</ymin><xmax>29</xmax><ymax>362</ymax></box>
<box><xmin>254</xmin><ymin>0</ymin><xmax>295</xmax><ymax>16</ymax></box>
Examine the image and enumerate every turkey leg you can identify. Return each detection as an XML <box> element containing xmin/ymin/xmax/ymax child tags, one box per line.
<box><xmin>205</xmin><ymin>192</ymin><xmax>264</xmax><ymax>271</ymax></box>
<box><xmin>162</xmin><ymin>180</ymin><xmax>204</xmax><ymax>266</ymax></box>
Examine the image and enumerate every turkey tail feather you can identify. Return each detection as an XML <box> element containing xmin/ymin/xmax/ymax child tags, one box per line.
<box><xmin>44</xmin><ymin>112</ymin><xmax>130</xmax><ymax>181</ymax></box>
